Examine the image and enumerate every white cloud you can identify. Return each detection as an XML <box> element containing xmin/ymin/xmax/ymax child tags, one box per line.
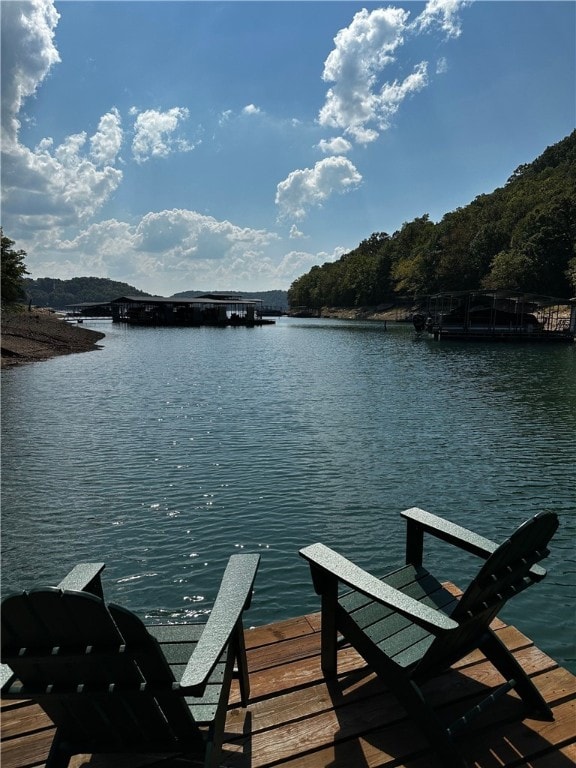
<box><xmin>22</xmin><ymin>208</ymin><xmax>280</xmax><ymax>290</ymax></box>
<box><xmin>271</xmin><ymin>246</ymin><xmax>346</xmax><ymax>285</ymax></box>
<box><xmin>436</xmin><ymin>56</ymin><xmax>449</xmax><ymax>75</ymax></box>
<box><xmin>413</xmin><ymin>0</ymin><xmax>470</xmax><ymax>38</ymax></box>
<box><xmin>318</xmin><ymin>6</ymin><xmax>410</xmax><ymax>144</ymax></box>
<box><xmin>317</xmin><ymin>1</ymin><xmax>467</xmax><ymax>145</ymax></box>
<box><xmin>21</xmin><ymin>209</ymin><xmax>348</xmax><ymax>293</ymax></box>
<box><xmin>242</xmin><ymin>104</ymin><xmax>261</xmax><ymax>116</ymax></box>
<box><xmin>132</xmin><ymin>107</ymin><xmax>194</xmax><ymax>163</ymax></box>
<box><xmin>289</xmin><ymin>224</ymin><xmax>307</xmax><ymax>239</ymax></box>
<box><xmin>133</xmin><ymin>209</ymin><xmax>275</xmax><ymax>263</ymax></box>
<box><xmin>378</xmin><ymin>61</ymin><xmax>429</xmax><ymax>127</ymax></box>
<box><xmin>2</xmin><ymin>120</ymin><xmax>124</xmax><ymax>230</ymax></box>
<box><xmin>275</xmin><ymin>156</ymin><xmax>362</xmax><ymax>220</ymax></box>
<box><xmin>90</xmin><ymin>108</ymin><xmax>123</xmax><ymax>166</ymax></box>
<box><xmin>219</xmin><ymin>109</ymin><xmax>233</xmax><ymax>125</ymax></box>
<box><xmin>1</xmin><ymin>1</ymin><xmax>123</xmax><ymax>233</ymax></box>
<box><xmin>317</xmin><ymin>136</ymin><xmax>353</xmax><ymax>155</ymax></box>
<box><xmin>0</xmin><ymin>0</ymin><xmax>60</xmax><ymax>147</ymax></box>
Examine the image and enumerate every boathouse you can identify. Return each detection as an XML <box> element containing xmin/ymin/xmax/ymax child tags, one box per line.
<box><xmin>417</xmin><ymin>290</ymin><xmax>576</xmax><ymax>341</ymax></box>
<box><xmin>110</xmin><ymin>294</ymin><xmax>272</xmax><ymax>327</ymax></box>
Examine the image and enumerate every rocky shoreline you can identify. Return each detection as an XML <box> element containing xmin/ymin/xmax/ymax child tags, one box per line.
<box><xmin>319</xmin><ymin>304</ymin><xmax>412</xmax><ymax>322</ymax></box>
<box><xmin>1</xmin><ymin>309</ymin><xmax>105</xmax><ymax>368</ymax></box>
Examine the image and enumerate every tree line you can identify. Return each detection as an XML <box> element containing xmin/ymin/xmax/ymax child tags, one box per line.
<box><xmin>22</xmin><ymin>276</ymin><xmax>150</xmax><ymax>309</ymax></box>
<box><xmin>288</xmin><ymin>131</ymin><xmax>576</xmax><ymax>309</ymax></box>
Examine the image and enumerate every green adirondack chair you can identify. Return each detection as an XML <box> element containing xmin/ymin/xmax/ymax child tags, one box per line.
<box><xmin>1</xmin><ymin>554</ymin><xmax>260</xmax><ymax>768</ymax></box>
<box><xmin>300</xmin><ymin>507</ymin><xmax>558</xmax><ymax>767</ymax></box>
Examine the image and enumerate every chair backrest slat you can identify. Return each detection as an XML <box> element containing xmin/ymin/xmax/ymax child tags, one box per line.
<box><xmin>416</xmin><ymin>512</ymin><xmax>558</xmax><ymax>676</ymax></box>
<box><xmin>453</xmin><ymin>512</ymin><xmax>558</xmax><ymax>622</ymax></box>
<box><xmin>1</xmin><ymin>588</ymin><xmax>198</xmax><ymax>746</ymax></box>
<box><xmin>108</xmin><ymin>603</ymin><xmax>195</xmax><ymax>736</ymax></box>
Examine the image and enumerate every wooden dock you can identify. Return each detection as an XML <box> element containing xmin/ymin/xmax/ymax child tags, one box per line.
<box><xmin>2</xmin><ymin>601</ymin><xmax>575</xmax><ymax>768</ymax></box>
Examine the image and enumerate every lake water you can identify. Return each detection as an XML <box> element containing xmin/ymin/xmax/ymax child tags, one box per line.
<box><xmin>2</xmin><ymin>318</ymin><xmax>575</xmax><ymax>672</ymax></box>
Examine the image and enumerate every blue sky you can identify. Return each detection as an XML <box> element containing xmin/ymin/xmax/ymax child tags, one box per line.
<box><xmin>1</xmin><ymin>1</ymin><xmax>574</xmax><ymax>295</ymax></box>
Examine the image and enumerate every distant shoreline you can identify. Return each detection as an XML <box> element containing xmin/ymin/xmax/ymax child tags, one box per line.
<box><xmin>1</xmin><ymin>309</ymin><xmax>105</xmax><ymax>368</ymax></box>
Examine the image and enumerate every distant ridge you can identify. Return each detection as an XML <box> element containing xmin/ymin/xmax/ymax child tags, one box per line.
<box><xmin>24</xmin><ymin>278</ymin><xmax>288</xmax><ymax>311</ymax></box>
<box><xmin>172</xmin><ymin>289</ymin><xmax>288</xmax><ymax>310</ymax></box>
<box><xmin>24</xmin><ymin>277</ymin><xmax>152</xmax><ymax>309</ymax></box>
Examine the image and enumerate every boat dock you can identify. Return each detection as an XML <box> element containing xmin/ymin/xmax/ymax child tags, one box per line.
<box><xmin>414</xmin><ymin>290</ymin><xmax>576</xmax><ymax>342</ymax></box>
<box><xmin>2</xmin><ymin>594</ymin><xmax>575</xmax><ymax>767</ymax></box>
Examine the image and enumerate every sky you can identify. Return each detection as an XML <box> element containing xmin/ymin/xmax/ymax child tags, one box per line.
<box><xmin>1</xmin><ymin>1</ymin><xmax>575</xmax><ymax>296</ymax></box>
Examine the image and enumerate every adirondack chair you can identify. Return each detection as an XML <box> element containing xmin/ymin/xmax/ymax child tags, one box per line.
<box><xmin>300</xmin><ymin>507</ymin><xmax>558</xmax><ymax>767</ymax></box>
<box><xmin>1</xmin><ymin>554</ymin><xmax>260</xmax><ymax>768</ymax></box>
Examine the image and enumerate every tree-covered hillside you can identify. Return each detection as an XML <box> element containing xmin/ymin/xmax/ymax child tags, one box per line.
<box><xmin>288</xmin><ymin>131</ymin><xmax>576</xmax><ymax>309</ymax></box>
<box><xmin>24</xmin><ymin>277</ymin><xmax>151</xmax><ymax>308</ymax></box>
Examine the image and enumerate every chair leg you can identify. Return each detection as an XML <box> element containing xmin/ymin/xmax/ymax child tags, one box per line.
<box><xmin>479</xmin><ymin>629</ymin><xmax>553</xmax><ymax>719</ymax></box>
<box><xmin>320</xmin><ymin>591</ymin><xmax>338</xmax><ymax>677</ymax></box>
<box><xmin>234</xmin><ymin>619</ymin><xmax>250</xmax><ymax>707</ymax></box>
<box><xmin>45</xmin><ymin>732</ymin><xmax>71</xmax><ymax>768</ymax></box>
<box><xmin>394</xmin><ymin>680</ymin><xmax>467</xmax><ymax>768</ymax></box>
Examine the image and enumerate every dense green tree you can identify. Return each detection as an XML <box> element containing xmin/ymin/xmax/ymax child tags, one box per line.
<box><xmin>484</xmin><ymin>199</ymin><xmax>576</xmax><ymax>294</ymax></box>
<box><xmin>1</xmin><ymin>230</ymin><xmax>29</xmax><ymax>305</ymax></box>
<box><xmin>566</xmin><ymin>257</ymin><xmax>576</xmax><ymax>294</ymax></box>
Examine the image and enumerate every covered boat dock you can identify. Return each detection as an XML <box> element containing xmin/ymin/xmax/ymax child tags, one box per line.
<box><xmin>110</xmin><ymin>294</ymin><xmax>274</xmax><ymax>327</ymax></box>
<box><xmin>415</xmin><ymin>290</ymin><xmax>576</xmax><ymax>341</ymax></box>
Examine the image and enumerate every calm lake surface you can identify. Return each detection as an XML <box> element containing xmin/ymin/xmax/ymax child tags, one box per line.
<box><xmin>2</xmin><ymin>318</ymin><xmax>575</xmax><ymax>672</ymax></box>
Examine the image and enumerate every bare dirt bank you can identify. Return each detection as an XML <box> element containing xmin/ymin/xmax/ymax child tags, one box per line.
<box><xmin>1</xmin><ymin>309</ymin><xmax>105</xmax><ymax>368</ymax></box>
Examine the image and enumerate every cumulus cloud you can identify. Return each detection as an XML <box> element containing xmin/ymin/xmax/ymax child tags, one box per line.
<box><xmin>22</xmin><ymin>208</ymin><xmax>294</xmax><ymax>292</ymax></box>
<box><xmin>242</xmin><ymin>104</ymin><xmax>261</xmax><ymax>116</ymax></box>
<box><xmin>22</xmin><ymin>208</ymin><xmax>350</xmax><ymax>293</ymax></box>
<box><xmin>0</xmin><ymin>0</ymin><xmax>60</xmax><ymax>146</ymax></box>
<box><xmin>413</xmin><ymin>0</ymin><xmax>470</xmax><ymax>38</ymax></box>
<box><xmin>132</xmin><ymin>209</ymin><xmax>274</xmax><ymax>262</ymax></box>
<box><xmin>317</xmin><ymin>1</ymin><xmax>467</xmax><ymax>145</ymax></box>
<box><xmin>132</xmin><ymin>107</ymin><xmax>194</xmax><ymax>163</ymax></box>
<box><xmin>318</xmin><ymin>6</ymin><xmax>412</xmax><ymax>144</ymax></box>
<box><xmin>2</xmin><ymin>119</ymin><xmax>124</xmax><ymax>230</ymax></box>
<box><xmin>1</xmin><ymin>1</ymin><xmax>124</xmax><ymax>232</ymax></box>
<box><xmin>289</xmin><ymin>224</ymin><xmax>307</xmax><ymax>239</ymax></box>
<box><xmin>275</xmin><ymin>156</ymin><xmax>362</xmax><ymax>220</ymax></box>
<box><xmin>90</xmin><ymin>108</ymin><xmax>123</xmax><ymax>166</ymax></box>
<box><xmin>317</xmin><ymin>136</ymin><xmax>353</xmax><ymax>155</ymax></box>
<box><xmin>278</xmin><ymin>0</ymin><xmax>469</xmax><ymax>219</ymax></box>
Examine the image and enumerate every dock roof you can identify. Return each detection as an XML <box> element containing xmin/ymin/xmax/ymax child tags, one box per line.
<box><xmin>110</xmin><ymin>294</ymin><xmax>263</xmax><ymax>306</ymax></box>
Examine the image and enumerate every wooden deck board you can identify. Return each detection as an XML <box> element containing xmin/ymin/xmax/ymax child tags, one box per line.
<box><xmin>2</xmin><ymin>602</ymin><xmax>575</xmax><ymax>768</ymax></box>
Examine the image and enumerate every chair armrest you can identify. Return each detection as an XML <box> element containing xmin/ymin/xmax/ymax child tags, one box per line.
<box><xmin>402</xmin><ymin>507</ymin><xmax>497</xmax><ymax>560</ymax></box>
<box><xmin>0</xmin><ymin>663</ymin><xmax>15</xmax><ymax>691</ymax></box>
<box><xmin>180</xmin><ymin>553</ymin><xmax>260</xmax><ymax>692</ymax></box>
<box><xmin>299</xmin><ymin>543</ymin><xmax>457</xmax><ymax>634</ymax></box>
<box><xmin>402</xmin><ymin>507</ymin><xmax>546</xmax><ymax>579</ymax></box>
<box><xmin>57</xmin><ymin>563</ymin><xmax>106</xmax><ymax>597</ymax></box>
